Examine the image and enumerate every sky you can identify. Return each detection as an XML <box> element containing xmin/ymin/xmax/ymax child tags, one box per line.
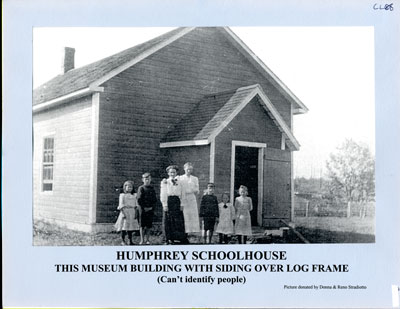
<box><xmin>33</xmin><ymin>27</ymin><xmax>375</xmax><ymax>178</ymax></box>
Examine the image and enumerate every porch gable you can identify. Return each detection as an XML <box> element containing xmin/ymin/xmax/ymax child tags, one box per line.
<box><xmin>160</xmin><ymin>84</ymin><xmax>300</xmax><ymax>151</ymax></box>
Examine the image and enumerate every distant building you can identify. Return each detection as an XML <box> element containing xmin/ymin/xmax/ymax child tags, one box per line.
<box><xmin>33</xmin><ymin>27</ymin><xmax>308</xmax><ymax>232</ymax></box>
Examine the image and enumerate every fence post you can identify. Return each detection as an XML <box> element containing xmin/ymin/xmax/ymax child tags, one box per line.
<box><xmin>347</xmin><ymin>201</ymin><xmax>351</xmax><ymax>218</ymax></box>
<box><xmin>305</xmin><ymin>201</ymin><xmax>309</xmax><ymax>217</ymax></box>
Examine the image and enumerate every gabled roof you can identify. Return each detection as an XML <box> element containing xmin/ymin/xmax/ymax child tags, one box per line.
<box><xmin>160</xmin><ymin>84</ymin><xmax>300</xmax><ymax>151</ymax></box>
<box><xmin>33</xmin><ymin>27</ymin><xmax>192</xmax><ymax>106</ymax></box>
<box><xmin>33</xmin><ymin>27</ymin><xmax>308</xmax><ymax>114</ymax></box>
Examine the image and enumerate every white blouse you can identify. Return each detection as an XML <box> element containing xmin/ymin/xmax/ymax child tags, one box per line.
<box><xmin>160</xmin><ymin>178</ymin><xmax>183</xmax><ymax>210</ymax></box>
<box><xmin>179</xmin><ymin>174</ymin><xmax>199</xmax><ymax>195</ymax></box>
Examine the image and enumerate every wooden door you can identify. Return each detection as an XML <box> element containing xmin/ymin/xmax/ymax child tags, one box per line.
<box><xmin>263</xmin><ymin>159</ymin><xmax>291</xmax><ymax>221</ymax></box>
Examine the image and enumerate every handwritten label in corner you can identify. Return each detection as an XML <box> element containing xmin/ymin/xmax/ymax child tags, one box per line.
<box><xmin>373</xmin><ymin>3</ymin><xmax>394</xmax><ymax>11</ymax></box>
<box><xmin>392</xmin><ymin>285</ymin><xmax>400</xmax><ymax>308</ymax></box>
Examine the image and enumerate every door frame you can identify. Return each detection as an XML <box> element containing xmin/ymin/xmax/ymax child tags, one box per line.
<box><xmin>230</xmin><ymin>140</ymin><xmax>266</xmax><ymax>226</ymax></box>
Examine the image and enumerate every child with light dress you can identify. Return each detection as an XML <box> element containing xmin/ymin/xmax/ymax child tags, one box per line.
<box><xmin>216</xmin><ymin>192</ymin><xmax>235</xmax><ymax>244</ymax></box>
<box><xmin>234</xmin><ymin>185</ymin><xmax>253</xmax><ymax>244</ymax></box>
<box><xmin>114</xmin><ymin>180</ymin><xmax>140</xmax><ymax>245</ymax></box>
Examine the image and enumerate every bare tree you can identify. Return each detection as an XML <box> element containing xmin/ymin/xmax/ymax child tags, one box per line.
<box><xmin>326</xmin><ymin>139</ymin><xmax>375</xmax><ymax>217</ymax></box>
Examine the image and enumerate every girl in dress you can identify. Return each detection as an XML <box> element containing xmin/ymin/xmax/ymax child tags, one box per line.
<box><xmin>114</xmin><ymin>180</ymin><xmax>140</xmax><ymax>245</ymax></box>
<box><xmin>234</xmin><ymin>185</ymin><xmax>253</xmax><ymax>244</ymax></box>
<box><xmin>216</xmin><ymin>192</ymin><xmax>235</xmax><ymax>244</ymax></box>
<box><xmin>160</xmin><ymin>165</ymin><xmax>188</xmax><ymax>244</ymax></box>
<box><xmin>179</xmin><ymin>162</ymin><xmax>200</xmax><ymax>235</ymax></box>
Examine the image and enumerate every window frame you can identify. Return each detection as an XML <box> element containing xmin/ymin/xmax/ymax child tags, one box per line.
<box><xmin>41</xmin><ymin>136</ymin><xmax>55</xmax><ymax>192</ymax></box>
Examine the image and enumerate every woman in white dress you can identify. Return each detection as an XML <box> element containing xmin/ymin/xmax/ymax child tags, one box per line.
<box><xmin>179</xmin><ymin>162</ymin><xmax>201</xmax><ymax>234</ymax></box>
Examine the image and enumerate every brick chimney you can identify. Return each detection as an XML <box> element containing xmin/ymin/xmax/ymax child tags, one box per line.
<box><xmin>61</xmin><ymin>47</ymin><xmax>75</xmax><ymax>74</ymax></box>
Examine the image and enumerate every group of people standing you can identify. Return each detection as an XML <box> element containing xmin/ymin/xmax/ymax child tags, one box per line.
<box><xmin>114</xmin><ymin>173</ymin><xmax>157</xmax><ymax>245</ymax></box>
<box><xmin>114</xmin><ymin>162</ymin><xmax>253</xmax><ymax>245</ymax></box>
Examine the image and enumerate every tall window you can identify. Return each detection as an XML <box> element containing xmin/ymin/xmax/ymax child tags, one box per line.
<box><xmin>42</xmin><ymin>137</ymin><xmax>54</xmax><ymax>191</ymax></box>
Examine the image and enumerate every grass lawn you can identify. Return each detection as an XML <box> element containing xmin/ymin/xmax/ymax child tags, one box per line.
<box><xmin>33</xmin><ymin>215</ymin><xmax>375</xmax><ymax>245</ymax></box>
<box><xmin>293</xmin><ymin>216</ymin><xmax>375</xmax><ymax>243</ymax></box>
<box><xmin>33</xmin><ymin>220</ymin><xmax>216</xmax><ymax>246</ymax></box>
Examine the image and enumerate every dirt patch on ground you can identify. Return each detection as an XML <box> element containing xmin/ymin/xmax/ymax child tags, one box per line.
<box><xmin>34</xmin><ymin>220</ymin><xmax>221</xmax><ymax>246</ymax></box>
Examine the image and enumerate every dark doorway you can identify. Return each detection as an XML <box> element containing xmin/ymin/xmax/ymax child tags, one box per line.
<box><xmin>234</xmin><ymin>146</ymin><xmax>258</xmax><ymax>225</ymax></box>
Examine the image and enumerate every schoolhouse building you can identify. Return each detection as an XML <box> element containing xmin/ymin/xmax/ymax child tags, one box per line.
<box><xmin>33</xmin><ymin>27</ymin><xmax>308</xmax><ymax>232</ymax></box>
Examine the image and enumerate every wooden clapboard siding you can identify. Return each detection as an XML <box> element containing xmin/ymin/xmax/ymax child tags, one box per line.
<box><xmin>175</xmin><ymin>28</ymin><xmax>292</xmax><ymax>126</ymax></box>
<box><xmin>103</xmin><ymin>27</ymin><xmax>292</xmax><ymax>127</ymax></box>
<box><xmin>265</xmin><ymin>147</ymin><xmax>291</xmax><ymax>161</ymax></box>
<box><xmin>163</xmin><ymin>145</ymin><xmax>210</xmax><ymax>186</ymax></box>
<box><xmin>33</xmin><ymin>96</ymin><xmax>93</xmax><ymax>224</ymax></box>
<box><xmin>95</xmin><ymin>90</ymin><xmax>168</xmax><ymax>223</ymax></box>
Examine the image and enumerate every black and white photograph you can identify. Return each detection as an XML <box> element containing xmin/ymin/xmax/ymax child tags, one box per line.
<box><xmin>32</xmin><ymin>27</ymin><xmax>375</xmax><ymax>246</ymax></box>
<box><xmin>4</xmin><ymin>1</ymin><xmax>400</xmax><ymax>308</ymax></box>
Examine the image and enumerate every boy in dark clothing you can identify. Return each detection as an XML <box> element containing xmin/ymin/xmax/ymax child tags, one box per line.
<box><xmin>199</xmin><ymin>183</ymin><xmax>219</xmax><ymax>244</ymax></box>
<box><xmin>137</xmin><ymin>172</ymin><xmax>157</xmax><ymax>245</ymax></box>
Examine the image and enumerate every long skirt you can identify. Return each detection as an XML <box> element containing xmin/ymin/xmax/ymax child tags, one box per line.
<box><xmin>163</xmin><ymin>196</ymin><xmax>187</xmax><ymax>242</ymax></box>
